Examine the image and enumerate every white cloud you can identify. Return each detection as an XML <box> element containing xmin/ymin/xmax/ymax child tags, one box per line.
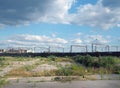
<box><xmin>76</xmin><ymin>32</ymin><xmax>82</xmax><ymax>36</ymax></box>
<box><xmin>0</xmin><ymin>0</ymin><xmax>119</xmax><ymax>29</ymax></box>
<box><xmin>0</xmin><ymin>33</ymin><xmax>112</xmax><ymax>52</ymax></box>
<box><xmin>71</xmin><ymin>38</ymin><xmax>82</xmax><ymax>44</ymax></box>
<box><xmin>117</xmin><ymin>24</ymin><xmax>120</xmax><ymax>27</ymax></box>
<box><xmin>84</xmin><ymin>35</ymin><xmax>109</xmax><ymax>44</ymax></box>
<box><xmin>0</xmin><ymin>34</ymin><xmax>68</xmax><ymax>47</ymax></box>
<box><xmin>102</xmin><ymin>0</ymin><xmax>120</xmax><ymax>8</ymax></box>
<box><xmin>51</xmin><ymin>33</ymin><xmax>57</xmax><ymax>37</ymax></box>
<box><xmin>70</xmin><ymin>1</ymin><xmax>120</xmax><ymax>29</ymax></box>
<box><xmin>0</xmin><ymin>0</ymin><xmax>75</xmax><ymax>26</ymax></box>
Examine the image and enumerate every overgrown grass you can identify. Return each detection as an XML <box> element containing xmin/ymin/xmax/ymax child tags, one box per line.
<box><xmin>0</xmin><ymin>57</ymin><xmax>10</xmax><ymax>68</ymax></box>
<box><xmin>6</xmin><ymin>64</ymin><xmax>87</xmax><ymax>77</ymax></box>
<box><xmin>0</xmin><ymin>78</ymin><xmax>9</xmax><ymax>88</ymax></box>
<box><xmin>53</xmin><ymin>64</ymin><xmax>86</xmax><ymax>76</ymax></box>
<box><xmin>47</xmin><ymin>55</ymin><xmax>73</xmax><ymax>62</ymax></box>
<box><xmin>6</xmin><ymin>65</ymin><xmax>36</xmax><ymax>77</ymax></box>
<box><xmin>72</xmin><ymin>55</ymin><xmax>120</xmax><ymax>74</ymax></box>
<box><xmin>2</xmin><ymin>55</ymin><xmax>120</xmax><ymax>78</ymax></box>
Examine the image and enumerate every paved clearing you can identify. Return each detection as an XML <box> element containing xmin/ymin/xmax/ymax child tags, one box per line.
<box><xmin>3</xmin><ymin>80</ymin><xmax>120</xmax><ymax>88</ymax></box>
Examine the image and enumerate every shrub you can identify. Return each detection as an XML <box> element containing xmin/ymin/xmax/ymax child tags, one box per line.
<box><xmin>72</xmin><ymin>55</ymin><xmax>117</xmax><ymax>69</ymax></box>
<box><xmin>23</xmin><ymin>65</ymin><xmax>35</xmax><ymax>71</ymax></box>
<box><xmin>54</xmin><ymin>77</ymin><xmax>79</xmax><ymax>82</ymax></box>
<box><xmin>54</xmin><ymin>64</ymin><xmax>86</xmax><ymax>76</ymax></box>
<box><xmin>0</xmin><ymin>78</ymin><xmax>9</xmax><ymax>88</ymax></box>
<box><xmin>113</xmin><ymin>66</ymin><xmax>120</xmax><ymax>74</ymax></box>
<box><xmin>47</xmin><ymin>55</ymin><xmax>57</xmax><ymax>61</ymax></box>
<box><xmin>0</xmin><ymin>57</ymin><xmax>7</xmax><ymax>67</ymax></box>
<box><xmin>55</xmin><ymin>67</ymin><xmax>73</xmax><ymax>76</ymax></box>
<box><xmin>99</xmin><ymin>56</ymin><xmax>116</xmax><ymax>69</ymax></box>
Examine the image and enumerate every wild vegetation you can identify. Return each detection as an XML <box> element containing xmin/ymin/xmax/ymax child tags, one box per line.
<box><xmin>0</xmin><ymin>55</ymin><xmax>120</xmax><ymax>84</ymax></box>
<box><xmin>72</xmin><ymin>55</ymin><xmax>120</xmax><ymax>74</ymax></box>
<box><xmin>1</xmin><ymin>55</ymin><xmax>118</xmax><ymax>78</ymax></box>
<box><xmin>0</xmin><ymin>57</ymin><xmax>8</xmax><ymax>67</ymax></box>
<box><xmin>0</xmin><ymin>78</ymin><xmax>9</xmax><ymax>88</ymax></box>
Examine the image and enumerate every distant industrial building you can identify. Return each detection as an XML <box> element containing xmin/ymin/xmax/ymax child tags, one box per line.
<box><xmin>5</xmin><ymin>48</ymin><xmax>27</xmax><ymax>53</ymax></box>
<box><xmin>0</xmin><ymin>48</ymin><xmax>27</xmax><ymax>53</ymax></box>
<box><xmin>0</xmin><ymin>49</ymin><xmax>5</xmax><ymax>53</ymax></box>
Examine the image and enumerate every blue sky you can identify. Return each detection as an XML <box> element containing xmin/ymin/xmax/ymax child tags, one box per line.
<box><xmin>0</xmin><ymin>0</ymin><xmax>120</xmax><ymax>51</ymax></box>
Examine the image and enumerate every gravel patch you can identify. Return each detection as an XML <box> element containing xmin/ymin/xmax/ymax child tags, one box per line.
<box><xmin>32</xmin><ymin>64</ymin><xmax>58</xmax><ymax>72</ymax></box>
<box><xmin>57</xmin><ymin>62</ymin><xmax>72</xmax><ymax>67</ymax></box>
<box><xmin>0</xmin><ymin>59</ymin><xmax>39</xmax><ymax>77</ymax></box>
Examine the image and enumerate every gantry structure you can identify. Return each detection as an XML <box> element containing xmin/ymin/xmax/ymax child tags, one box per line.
<box><xmin>70</xmin><ymin>45</ymin><xmax>88</xmax><ymax>53</ymax></box>
<box><xmin>48</xmin><ymin>46</ymin><xmax>64</xmax><ymax>53</ymax></box>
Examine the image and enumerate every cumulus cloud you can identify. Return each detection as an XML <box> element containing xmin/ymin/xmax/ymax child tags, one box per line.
<box><xmin>0</xmin><ymin>0</ymin><xmax>119</xmax><ymax>29</ymax></box>
<box><xmin>73</xmin><ymin>32</ymin><xmax>110</xmax><ymax>44</ymax></box>
<box><xmin>83</xmin><ymin>35</ymin><xmax>109</xmax><ymax>44</ymax></box>
<box><xmin>102</xmin><ymin>0</ymin><xmax>120</xmax><ymax>8</ymax></box>
<box><xmin>76</xmin><ymin>32</ymin><xmax>82</xmax><ymax>36</ymax></box>
<box><xmin>0</xmin><ymin>33</ymin><xmax>112</xmax><ymax>52</ymax></box>
<box><xmin>0</xmin><ymin>0</ymin><xmax>75</xmax><ymax>26</ymax></box>
<box><xmin>71</xmin><ymin>38</ymin><xmax>82</xmax><ymax>44</ymax></box>
<box><xmin>70</xmin><ymin>0</ymin><xmax>120</xmax><ymax>29</ymax></box>
<box><xmin>0</xmin><ymin>34</ymin><xmax>68</xmax><ymax>47</ymax></box>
